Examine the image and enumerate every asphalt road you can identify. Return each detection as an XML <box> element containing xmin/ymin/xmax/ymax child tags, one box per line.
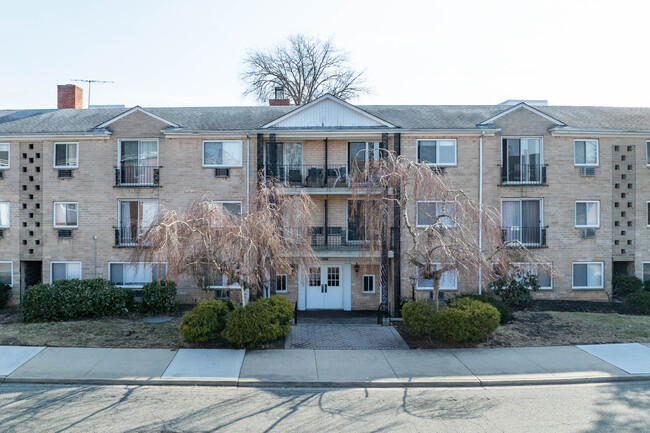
<box><xmin>0</xmin><ymin>382</ymin><xmax>648</xmax><ymax>432</ymax></box>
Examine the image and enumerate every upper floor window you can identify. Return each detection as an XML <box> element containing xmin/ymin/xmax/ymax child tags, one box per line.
<box><xmin>416</xmin><ymin>201</ymin><xmax>457</xmax><ymax>227</ymax></box>
<box><xmin>54</xmin><ymin>202</ymin><xmax>78</xmax><ymax>228</ymax></box>
<box><xmin>51</xmin><ymin>261</ymin><xmax>82</xmax><ymax>283</ymax></box>
<box><xmin>109</xmin><ymin>262</ymin><xmax>166</xmax><ymax>288</ymax></box>
<box><xmin>0</xmin><ymin>261</ymin><xmax>12</xmax><ymax>286</ymax></box>
<box><xmin>0</xmin><ymin>143</ymin><xmax>9</xmax><ymax>169</ymax></box>
<box><xmin>501</xmin><ymin>199</ymin><xmax>544</xmax><ymax>246</ymax></box>
<box><xmin>118</xmin><ymin>140</ymin><xmax>159</xmax><ymax>186</ymax></box>
<box><xmin>575</xmin><ymin>201</ymin><xmax>600</xmax><ymax>228</ymax></box>
<box><xmin>0</xmin><ymin>202</ymin><xmax>9</xmax><ymax>228</ymax></box>
<box><xmin>574</xmin><ymin>140</ymin><xmax>598</xmax><ymax>166</ymax></box>
<box><xmin>572</xmin><ymin>262</ymin><xmax>604</xmax><ymax>289</ymax></box>
<box><xmin>54</xmin><ymin>142</ymin><xmax>78</xmax><ymax>168</ymax></box>
<box><xmin>203</xmin><ymin>140</ymin><xmax>243</xmax><ymax>168</ymax></box>
<box><xmin>417</xmin><ymin>139</ymin><xmax>457</xmax><ymax>166</ymax></box>
<box><xmin>501</xmin><ymin>137</ymin><xmax>544</xmax><ymax>184</ymax></box>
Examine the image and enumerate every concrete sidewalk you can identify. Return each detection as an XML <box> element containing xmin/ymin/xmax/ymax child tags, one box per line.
<box><xmin>1</xmin><ymin>343</ymin><xmax>649</xmax><ymax>388</ymax></box>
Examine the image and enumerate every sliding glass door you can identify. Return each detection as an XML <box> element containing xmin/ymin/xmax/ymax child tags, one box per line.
<box><xmin>501</xmin><ymin>199</ymin><xmax>542</xmax><ymax>245</ymax></box>
<box><xmin>120</xmin><ymin>140</ymin><xmax>158</xmax><ymax>185</ymax></box>
<box><xmin>502</xmin><ymin>138</ymin><xmax>542</xmax><ymax>183</ymax></box>
<box><xmin>118</xmin><ymin>200</ymin><xmax>158</xmax><ymax>245</ymax></box>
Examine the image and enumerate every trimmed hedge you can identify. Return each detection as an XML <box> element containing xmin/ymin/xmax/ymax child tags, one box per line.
<box><xmin>267</xmin><ymin>295</ymin><xmax>294</xmax><ymax>334</ymax></box>
<box><xmin>22</xmin><ymin>279</ymin><xmax>132</xmax><ymax>322</ymax></box>
<box><xmin>141</xmin><ymin>280</ymin><xmax>177</xmax><ymax>314</ymax></box>
<box><xmin>450</xmin><ymin>294</ymin><xmax>511</xmax><ymax>324</ymax></box>
<box><xmin>180</xmin><ymin>300</ymin><xmax>231</xmax><ymax>343</ymax></box>
<box><xmin>401</xmin><ymin>301</ymin><xmax>436</xmax><ymax>336</ymax></box>
<box><xmin>222</xmin><ymin>297</ymin><xmax>294</xmax><ymax>348</ymax></box>
<box><xmin>445</xmin><ymin>297</ymin><xmax>501</xmax><ymax>341</ymax></box>
<box><xmin>0</xmin><ymin>282</ymin><xmax>11</xmax><ymax>309</ymax></box>
<box><xmin>624</xmin><ymin>290</ymin><xmax>650</xmax><ymax>315</ymax></box>
<box><xmin>613</xmin><ymin>275</ymin><xmax>643</xmax><ymax>298</ymax></box>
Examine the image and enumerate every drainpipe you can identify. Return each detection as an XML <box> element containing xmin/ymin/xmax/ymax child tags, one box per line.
<box><xmin>246</xmin><ymin>133</ymin><xmax>250</xmax><ymax>212</ymax></box>
<box><xmin>93</xmin><ymin>236</ymin><xmax>98</xmax><ymax>278</ymax></box>
<box><xmin>478</xmin><ymin>132</ymin><xmax>484</xmax><ymax>295</ymax></box>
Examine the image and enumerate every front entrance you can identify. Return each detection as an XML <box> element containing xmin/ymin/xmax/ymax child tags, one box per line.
<box><xmin>306</xmin><ymin>266</ymin><xmax>343</xmax><ymax>309</ymax></box>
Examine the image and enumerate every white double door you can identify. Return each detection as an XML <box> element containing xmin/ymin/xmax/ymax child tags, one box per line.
<box><xmin>306</xmin><ymin>265</ymin><xmax>344</xmax><ymax>310</ymax></box>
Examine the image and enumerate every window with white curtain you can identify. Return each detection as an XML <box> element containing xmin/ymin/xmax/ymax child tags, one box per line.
<box><xmin>417</xmin><ymin>139</ymin><xmax>457</xmax><ymax>166</ymax></box>
<box><xmin>54</xmin><ymin>142</ymin><xmax>79</xmax><ymax>168</ymax></box>
<box><xmin>575</xmin><ymin>201</ymin><xmax>600</xmax><ymax>227</ymax></box>
<box><xmin>54</xmin><ymin>202</ymin><xmax>78</xmax><ymax>228</ymax></box>
<box><xmin>572</xmin><ymin>262</ymin><xmax>604</xmax><ymax>289</ymax></box>
<box><xmin>416</xmin><ymin>201</ymin><xmax>457</xmax><ymax>227</ymax></box>
<box><xmin>417</xmin><ymin>264</ymin><xmax>458</xmax><ymax>290</ymax></box>
<box><xmin>0</xmin><ymin>262</ymin><xmax>12</xmax><ymax>286</ymax></box>
<box><xmin>0</xmin><ymin>202</ymin><xmax>9</xmax><ymax>228</ymax></box>
<box><xmin>0</xmin><ymin>143</ymin><xmax>9</xmax><ymax>168</ymax></box>
<box><xmin>574</xmin><ymin>140</ymin><xmax>599</xmax><ymax>166</ymax></box>
<box><xmin>51</xmin><ymin>262</ymin><xmax>82</xmax><ymax>282</ymax></box>
<box><xmin>510</xmin><ymin>262</ymin><xmax>553</xmax><ymax>289</ymax></box>
<box><xmin>203</xmin><ymin>141</ymin><xmax>243</xmax><ymax>167</ymax></box>
<box><xmin>109</xmin><ymin>263</ymin><xmax>167</xmax><ymax>287</ymax></box>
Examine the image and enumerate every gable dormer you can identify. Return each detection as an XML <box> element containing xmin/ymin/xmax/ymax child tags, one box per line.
<box><xmin>479</xmin><ymin>102</ymin><xmax>565</xmax><ymax>136</ymax></box>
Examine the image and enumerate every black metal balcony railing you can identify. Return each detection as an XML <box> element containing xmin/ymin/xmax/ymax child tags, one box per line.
<box><xmin>115</xmin><ymin>165</ymin><xmax>160</xmax><ymax>187</ymax></box>
<box><xmin>115</xmin><ymin>225</ymin><xmax>152</xmax><ymax>247</ymax></box>
<box><xmin>501</xmin><ymin>226</ymin><xmax>547</xmax><ymax>248</ymax></box>
<box><xmin>266</xmin><ymin>165</ymin><xmax>350</xmax><ymax>188</ymax></box>
<box><xmin>500</xmin><ymin>164</ymin><xmax>546</xmax><ymax>185</ymax></box>
<box><xmin>284</xmin><ymin>226</ymin><xmax>398</xmax><ymax>251</ymax></box>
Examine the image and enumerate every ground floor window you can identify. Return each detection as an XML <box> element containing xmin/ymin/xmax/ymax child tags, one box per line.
<box><xmin>51</xmin><ymin>261</ymin><xmax>82</xmax><ymax>282</ymax></box>
<box><xmin>417</xmin><ymin>264</ymin><xmax>457</xmax><ymax>290</ymax></box>
<box><xmin>109</xmin><ymin>262</ymin><xmax>167</xmax><ymax>287</ymax></box>
<box><xmin>643</xmin><ymin>262</ymin><xmax>650</xmax><ymax>283</ymax></box>
<box><xmin>362</xmin><ymin>275</ymin><xmax>375</xmax><ymax>293</ymax></box>
<box><xmin>0</xmin><ymin>261</ymin><xmax>12</xmax><ymax>286</ymax></box>
<box><xmin>276</xmin><ymin>274</ymin><xmax>288</xmax><ymax>292</ymax></box>
<box><xmin>572</xmin><ymin>262</ymin><xmax>604</xmax><ymax>289</ymax></box>
<box><xmin>510</xmin><ymin>262</ymin><xmax>553</xmax><ymax>290</ymax></box>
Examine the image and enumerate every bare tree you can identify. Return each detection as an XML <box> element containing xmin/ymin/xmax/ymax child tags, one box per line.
<box><xmin>241</xmin><ymin>34</ymin><xmax>369</xmax><ymax>105</ymax></box>
<box><xmin>132</xmin><ymin>180</ymin><xmax>316</xmax><ymax>304</ymax></box>
<box><xmin>351</xmin><ymin>152</ymin><xmax>547</xmax><ymax>308</ymax></box>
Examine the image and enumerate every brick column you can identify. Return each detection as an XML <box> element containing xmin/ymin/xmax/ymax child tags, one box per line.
<box><xmin>379</xmin><ymin>133</ymin><xmax>389</xmax><ymax>313</ymax></box>
<box><xmin>393</xmin><ymin>133</ymin><xmax>401</xmax><ymax>313</ymax></box>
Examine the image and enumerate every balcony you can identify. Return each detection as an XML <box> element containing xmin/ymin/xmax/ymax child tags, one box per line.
<box><xmin>115</xmin><ymin>225</ymin><xmax>151</xmax><ymax>247</ymax></box>
<box><xmin>268</xmin><ymin>165</ymin><xmax>350</xmax><ymax>189</ymax></box>
<box><xmin>115</xmin><ymin>166</ymin><xmax>160</xmax><ymax>187</ymax></box>
<box><xmin>501</xmin><ymin>226</ymin><xmax>547</xmax><ymax>248</ymax></box>
<box><xmin>284</xmin><ymin>226</ymin><xmax>397</xmax><ymax>251</ymax></box>
<box><xmin>500</xmin><ymin>164</ymin><xmax>546</xmax><ymax>185</ymax></box>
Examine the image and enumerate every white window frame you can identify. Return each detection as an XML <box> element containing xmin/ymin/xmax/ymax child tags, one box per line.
<box><xmin>53</xmin><ymin>142</ymin><xmax>79</xmax><ymax>169</ymax></box>
<box><xmin>416</xmin><ymin>200</ymin><xmax>457</xmax><ymax>228</ymax></box>
<box><xmin>642</xmin><ymin>262</ymin><xmax>650</xmax><ymax>283</ymax></box>
<box><xmin>206</xmin><ymin>273</ymin><xmax>241</xmax><ymax>289</ymax></box>
<box><xmin>362</xmin><ymin>274</ymin><xmax>376</xmax><ymax>293</ymax></box>
<box><xmin>276</xmin><ymin>274</ymin><xmax>288</xmax><ymax>293</ymax></box>
<box><xmin>417</xmin><ymin>139</ymin><xmax>457</xmax><ymax>167</ymax></box>
<box><xmin>572</xmin><ymin>262</ymin><xmax>604</xmax><ymax>289</ymax></box>
<box><xmin>416</xmin><ymin>263</ymin><xmax>458</xmax><ymax>291</ymax></box>
<box><xmin>211</xmin><ymin>201</ymin><xmax>243</xmax><ymax>215</ymax></box>
<box><xmin>50</xmin><ymin>261</ymin><xmax>82</xmax><ymax>283</ymax></box>
<box><xmin>510</xmin><ymin>262</ymin><xmax>553</xmax><ymax>290</ymax></box>
<box><xmin>108</xmin><ymin>262</ymin><xmax>167</xmax><ymax>288</ymax></box>
<box><xmin>573</xmin><ymin>139</ymin><xmax>599</xmax><ymax>166</ymax></box>
<box><xmin>53</xmin><ymin>202</ymin><xmax>79</xmax><ymax>228</ymax></box>
<box><xmin>202</xmin><ymin>140</ymin><xmax>243</xmax><ymax>168</ymax></box>
<box><xmin>117</xmin><ymin>138</ymin><xmax>159</xmax><ymax>167</ymax></box>
<box><xmin>0</xmin><ymin>202</ymin><xmax>9</xmax><ymax>228</ymax></box>
<box><xmin>0</xmin><ymin>261</ymin><xmax>13</xmax><ymax>287</ymax></box>
<box><xmin>0</xmin><ymin>143</ymin><xmax>9</xmax><ymax>169</ymax></box>
<box><xmin>575</xmin><ymin>200</ymin><xmax>600</xmax><ymax>228</ymax></box>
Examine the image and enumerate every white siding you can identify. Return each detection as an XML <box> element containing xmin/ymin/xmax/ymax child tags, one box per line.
<box><xmin>274</xmin><ymin>98</ymin><xmax>386</xmax><ymax>128</ymax></box>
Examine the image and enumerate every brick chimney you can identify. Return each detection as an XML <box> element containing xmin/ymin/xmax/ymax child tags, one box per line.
<box><xmin>57</xmin><ymin>84</ymin><xmax>83</xmax><ymax>109</ymax></box>
<box><xmin>269</xmin><ymin>86</ymin><xmax>290</xmax><ymax>106</ymax></box>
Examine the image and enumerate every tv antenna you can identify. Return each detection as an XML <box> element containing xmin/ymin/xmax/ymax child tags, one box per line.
<box><xmin>71</xmin><ymin>79</ymin><xmax>114</xmax><ymax>107</ymax></box>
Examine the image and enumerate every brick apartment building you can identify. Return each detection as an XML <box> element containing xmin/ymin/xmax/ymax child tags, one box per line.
<box><xmin>1</xmin><ymin>84</ymin><xmax>650</xmax><ymax>312</ymax></box>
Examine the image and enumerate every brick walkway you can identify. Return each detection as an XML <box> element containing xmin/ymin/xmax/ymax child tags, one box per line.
<box><xmin>286</xmin><ymin>324</ymin><xmax>409</xmax><ymax>350</ymax></box>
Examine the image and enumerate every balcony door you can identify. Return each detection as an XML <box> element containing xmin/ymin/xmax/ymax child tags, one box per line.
<box><xmin>347</xmin><ymin>200</ymin><xmax>366</xmax><ymax>243</ymax></box>
<box><xmin>118</xmin><ymin>200</ymin><xmax>158</xmax><ymax>245</ymax></box>
<box><xmin>119</xmin><ymin>140</ymin><xmax>158</xmax><ymax>185</ymax></box>
<box><xmin>348</xmin><ymin>142</ymin><xmax>379</xmax><ymax>175</ymax></box>
<box><xmin>501</xmin><ymin>199</ymin><xmax>542</xmax><ymax>245</ymax></box>
<box><xmin>265</xmin><ymin>142</ymin><xmax>302</xmax><ymax>182</ymax></box>
<box><xmin>502</xmin><ymin>138</ymin><xmax>542</xmax><ymax>183</ymax></box>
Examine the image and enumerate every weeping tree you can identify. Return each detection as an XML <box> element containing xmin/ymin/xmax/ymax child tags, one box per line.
<box><xmin>241</xmin><ymin>34</ymin><xmax>369</xmax><ymax>105</ymax></box>
<box><xmin>132</xmin><ymin>180</ymin><xmax>316</xmax><ymax>304</ymax></box>
<box><xmin>351</xmin><ymin>152</ymin><xmax>547</xmax><ymax>309</ymax></box>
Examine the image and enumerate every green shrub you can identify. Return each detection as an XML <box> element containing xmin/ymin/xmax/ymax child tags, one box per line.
<box><xmin>644</xmin><ymin>280</ymin><xmax>650</xmax><ymax>292</ymax></box>
<box><xmin>432</xmin><ymin>298</ymin><xmax>501</xmax><ymax>342</ymax></box>
<box><xmin>489</xmin><ymin>274</ymin><xmax>539</xmax><ymax>308</ymax></box>
<box><xmin>0</xmin><ymin>283</ymin><xmax>11</xmax><ymax>309</ymax></box>
<box><xmin>267</xmin><ymin>295</ymin><xmax>294</xmax><ymax>334</ymax></box>
<box><xmin>141</xmin><ymin>280</ymin><xmax>177</xmax><ymax>314</ymax></box>
<box><xmin>401</xmin><ymin>301</ymin><xmax>436</xmax><ymax>336</ymax></box>
<box><xmin>614</xmin><ymin>275</ymin><xmax>644</xmax><ymax>297</ymax></box>
<box><xmin>624</xmin><ymin>290</ymin><xmax>650</xmax><ymax>315</ymax></box>
<box><xmin>450</xmin><ymin>294</ymin><xmax>511</xmax><ymax>324</ymax></box>
<box><xmin>22</xmin><ymin>279</ymin><xmax>131</xmax><ymax>322</ymax></box>
<box><xmin>180</xmin><ymin>300</ymin><xmax>231</xmax><ymax>343</ymax></box>
<box><xmin>222</xmin><ymin>300</ymin><xmax>285</xmax><ymax>348</ymax></box>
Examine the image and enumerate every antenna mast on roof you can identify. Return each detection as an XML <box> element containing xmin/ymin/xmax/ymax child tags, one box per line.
<box><xmin>71</xmin><ymin>79</ymin><xmax>114</xmax><ymax>108</ymax></box>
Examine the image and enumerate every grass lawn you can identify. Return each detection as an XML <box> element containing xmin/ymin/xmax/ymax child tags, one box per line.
<box><xmin>398</xmin><ymin>310</ymin><xmax>650</xmax><ymax>349</ymax></box>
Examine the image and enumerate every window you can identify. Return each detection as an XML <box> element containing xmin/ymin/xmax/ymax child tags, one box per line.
<box><xmin>117</xmin><ymin>200</ymin><xmax>158</xmax><ymax>245</ymax></box>
<box><xmin>574</xmin><ymin>140</ymin><xmax>599</xmax><ymax>166</ymax></box>
<box><xmin>417</xmin><ymin>264</ymin><xmax>457</xmax><ymax>290</ymax></box>
<box><xmin>51</xmin><ymin>261</ymin><xmax>82</xmax><ymax>282</ymax></box>
<box><xmin>575</xmin><ymin>201</ymin><xmax>600</xmax><ymax>228</ymax></box>
<box><xmin>643</xmin><ymin>263</ymin><xmax>650</xmax><ymax>283</ymax></box>
<box><xmin>362</xmin><ymin>275</ymin><xmax>375</xmax><ymax>293</ymax></box>
<box><xmin>417</xmin><ymin>139</ymin><xmax>457</xmax><ymax>166</ymax></box>
<box><xmin>416</xmin><ymin>201</ymin><xmax>457</xmax><ymax>227</ymax></box>
<box><xmin>501</xmin><ymin>199</ymin><xmax>543</xmax><ymax>245</ymax></box>
<box><xmin>276</xmin><ymin>274</ymin><xmax>288</xmax><ymax>292</ymax></box>
<box><xmin>53</xmin><ymin>202</ymin><xmax>78</xmax><ymax>228</ymax></box>
<box><xmin>510</xmin><ymin>263</ymin><xmax>553</xmax><ymax>290</ymax></box>
<box><xmin>502</xmin><ymin>137</ymin><xmax>543</xmax><ymax>183</ymax></box>
<box><xmin>203</xmin><ymin>141</ymin><xmax>243</xmax><ymax>167</ymax></box>
<box><xmin>211</xmin><ymin>201</ymin><xmax>242</xmax><ymax>216</ymax></box>
<box><xmin>0</xmin><ymin>143</ymin><xmax>8</xmax><ymax>169</ymax></box>
<box><xmin>54</xmin><ymin>142</ymin><xmax>78</xmax><ymax>168</ymax></box>
<box><xmin>0</xmin><ymin>261</ymin><xmax>12</xmax><ymax>286</ymax></box>
<box><xmin>0</xmin><ymin>202</ymin><xmax>9</xmax><ymax>228</ymax></box>
<box><xmin>118</xmin><ymin>139</ymin><xmax>159</xmax><ymax>185</ymax></box>
<box><xmin>572</xmin><ymin>262</ymin><xmax>604</xmax><ymax>289</ymax></box>
<box><xmin>203</xmin><ymin>271</ymin><xmax>240</xmax><ymax>289</ymax></box>
<box><xmin>109</xmin><ymin>262</ymin><xmax>167</xmax><ymax>287</ymax></box>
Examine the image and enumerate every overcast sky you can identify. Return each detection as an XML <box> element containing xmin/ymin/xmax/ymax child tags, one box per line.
<box><xmin>1</xmin><ymin>0</ymin><xmax>649</xmax><ymax>109</ymax></box>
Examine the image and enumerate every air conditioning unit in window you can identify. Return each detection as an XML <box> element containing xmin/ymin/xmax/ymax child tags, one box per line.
<box><xmin>58</xmin><ymin>229</ymin><xmax>73</xmax><ymax>239</ymax></box>
<box><xmin>580</xmin><ymin>167</ymin><xmax>596</xmax><ymax>177</ymax></box>
<box><xmin>58</xmin><ymin>169</ymin><xmax>73</xmax><ymax>179</ymax></box>
<box><xmin>580</xmin><ymin>228</ymin><xmax>596</xmax><ymax>238</ymax></box>
<box><xmin>214</xmin><ymin>168</ymin><xmax>230</xmax><ymax>178</ymax></box>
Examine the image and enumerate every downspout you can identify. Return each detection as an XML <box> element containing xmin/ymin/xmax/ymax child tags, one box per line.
<box><xmin>246</xmin><ymin>133</ymin><xmax>250</xmax><ymax>212</ymax></box>
<box><xmin>478</xmin><ymin>131</ymin><xmax>484</xmax><ymax>295</ymax></box>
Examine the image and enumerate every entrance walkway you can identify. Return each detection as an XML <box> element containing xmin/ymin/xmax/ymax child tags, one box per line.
<box><xmin>286</xmin><ymin>324</ymin><xmax>409</xmax><ymax>350</ymax></box>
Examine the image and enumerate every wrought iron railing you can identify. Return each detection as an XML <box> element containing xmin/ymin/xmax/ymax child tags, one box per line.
<box><xmin>501</xmin><ymin>226</ymin><xmax>547</xmax><ymax>248</ymax></box>
<box><xmin>284</xmin><ymin>226</ymin><xmax>398</xmax><ymax>250</ymax></box>
<box><xmin>500</xmin><ymin>164</ymin><xmax>546</xmax><ymax>185</ymax></box>
<box><xmin>266</xmin><ymin>164</ymin><xmax>350</xmax><ymax>188</ymax></box>
<box><xmin>115</xmin><ymin>225</ymin><xmax>152</xmax><ymax>247</ymax></box>
<box><xmin>115</xmin><ymin>165</ymin><xmax>160</xmax><ymax>187</ymax></box>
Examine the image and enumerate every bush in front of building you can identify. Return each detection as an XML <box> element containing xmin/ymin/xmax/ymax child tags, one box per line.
<box><xmin>488</xmin><ymin>274</ymin><xmax>539</xmax><ymax>309</ymax></box>
<box><xmin>267</xmin><ymin>295</ymin><xmax>294</xmax><ymax>334</ymax></box>
<box><xmin>449</xmin><ymin>294</ymin><xmax>511</xmax><ymax>324</ymax></box>
<box><xmin>613</xmin><ymin>275</ymin><xmax>644</xmax><ymax>298</ymax></box>
<box><xmin>141</xmin><ymin>280</ymin><xmax>177</xmax><ymax>314</ymax></box>
<box><xmin>180</xmin><ymin>300</ymin><xmax>232</xmax><ymax>343</ymax></box>
<box><xmin>22</xmin><ymin>279</ymin><xmax>132</xmax><ymax>322</ymax></box>
<box><xmin>0</xmin><ymin>283</ymin><xmax>11</xmax><ymax>309</ymax></box>
<box><xmin>624</xmin><ymin>290</ymin><xmax>650</xmax><ymax>315</ymax></box>
<box><xmin>433</xmin><ymin>298</ymin><xmax>500</xmax><ymax>342</ymax></box>
<box><xmin>401</xmin><ymin>301</ymin><xmax>436</xmax><ymax>336</ymax></box>
<box><xmin>222</xmin><ymin>297</ymin><xmax>294</xmax><ymax>348</ymax></box>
